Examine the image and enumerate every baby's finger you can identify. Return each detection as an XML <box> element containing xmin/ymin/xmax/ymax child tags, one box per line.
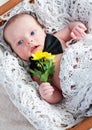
<box><xmin>43</xmin><ymin>88</ymin><xmax>54</xmax><ymax>95</ymax></box>
<box><xmin>40</xmin><ymin>89</ymin><xmax>54</xmax><ymax>99</ymax></box>
<box><xmin>75</xmin><ymin>29</ymin><xmax>85</xmax><ymax>38</ymax></box>
<box><xmin>75</xmin><ymin>26</ymin><xmax>86</xmax><ymax>35</ymax></box>
<box><xmin>39</xmin><ymin>82</ymin><xmax>50</xmax><ymax>90</ymax></box>
<box><xmin>72</xmin><ymin>28</ymin><xmax>86</xmax><ymax>39</ymax></box>
<box><xmin>41</xmin><ymin>83</ymin><xmax>54</xmax><ymax>89</ymax></box>
<box><xmin>71</xmin><ymin>32</ymin><xmax>77</xmax><ymax>39</ymax></box>
<box><xmin>39</xmin><ymin>84</ymin><xmax>54</xmax><ymax>97</ymax></box>
<box><xmin>78</xmin><ymin>24</ymin><xmax>87</xmax><ymax>31</ymax></box>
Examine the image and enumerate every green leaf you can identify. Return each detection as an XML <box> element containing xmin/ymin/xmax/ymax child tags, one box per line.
<box><xmin>29</xmin><ymin>69</ymin><xmax>36</xmax><ymax>75</ymax></box>
<box><xmin>29</xmin><ymin>69</ymin><xmax>41</xmax><ymax>79</ymax></box>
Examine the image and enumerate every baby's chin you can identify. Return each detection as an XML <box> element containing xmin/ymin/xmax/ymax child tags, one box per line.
<box><xmin>23</xmin><ymin>57</ymin><xmax>29</xmax><ymax>61</ymax></box>
<box><xmin>20</xmin><ymin>55</ymin><xmax>30</xmax><ymax>61</ymax></box>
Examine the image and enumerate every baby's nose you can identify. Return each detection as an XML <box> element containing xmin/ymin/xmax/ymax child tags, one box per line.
<box><xmin>27</xmin><ymin>39</ymin><xmax>34</xmax><ymax>45</ymax></box>
<box><xmin>28</xmin><ymin>39</ymin><xmax>33</xmax><ymax>43</ymax></box>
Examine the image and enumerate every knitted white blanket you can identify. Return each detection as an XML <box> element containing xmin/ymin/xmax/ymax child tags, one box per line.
<box><xmin>0</xmin><ymin>0</ymin><xmax>92</xmax><ymax>130</ymax></box>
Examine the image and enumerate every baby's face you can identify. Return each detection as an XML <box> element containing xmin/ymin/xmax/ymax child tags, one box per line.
<box><xmin>5</xmin><ymin>15</ymin><xmax>46</xmax><ymax>60</ymax></box>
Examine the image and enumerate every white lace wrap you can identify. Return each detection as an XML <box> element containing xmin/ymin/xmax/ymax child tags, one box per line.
<box><xmin>60</xmin><ymin>34</ymin><xmax>92</xmax><ymax>118</ymax></box>
<box><xmin>1</xmin><ymin>0</ymin><xmax>92</xmax><ymax>130</ymax></box>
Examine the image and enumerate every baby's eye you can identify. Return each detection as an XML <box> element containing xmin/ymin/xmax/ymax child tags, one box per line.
<box><xmin>31</xmin><ymin>31</ymin><xmax>35</xmax><ymax>36</ymax></box>
<box><xmin>18</xmin><ymin>40</ymin><xmax>23</xmax><ymax>45</ymax></box>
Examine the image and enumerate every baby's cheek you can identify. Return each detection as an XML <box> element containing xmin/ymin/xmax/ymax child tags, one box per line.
<box><xmin>18</xmin><ymin>50</ymin><xmax>29</xmax><ymax>61</ymax></box>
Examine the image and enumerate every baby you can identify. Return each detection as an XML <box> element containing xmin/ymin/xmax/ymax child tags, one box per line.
<box><xmin>3</xmin><ymin>13</ymin><xmax>87</xmax><ymax>104</ymax></box>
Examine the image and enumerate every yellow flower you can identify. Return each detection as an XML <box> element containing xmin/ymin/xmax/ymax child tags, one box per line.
<box><xmin>32</xmin><ymin>51</ymin><xmax>44</xmax><ymax>60</ymax></box>
<box><xmin>42</xmin><ymin>52</ymin><xmax>55</xmax><ymax>62</ymax></box>
<box><xmin>30</xmin><ymin>51</ymin><xmax>55</xmax><ymax>82</ymax></box>
<box><xmin>32</xmin><ymin>51</ymin><xmax>55</xmax><ymax>62</ymax></box>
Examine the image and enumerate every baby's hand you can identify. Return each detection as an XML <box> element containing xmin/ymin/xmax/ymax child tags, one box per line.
<box><xmin>71</xmin><ymin>23</ymin><xmax>87</xmax><ymax>40</ymax></box>
<box><xmin>39</xmin><ymin>82</ymin><xmax>54</xmax><ymax>100</ymax></box>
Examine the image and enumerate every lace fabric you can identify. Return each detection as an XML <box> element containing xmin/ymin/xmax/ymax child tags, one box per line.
<box><xmin>0</xmin><ymin>0</ymin><xmax>92</xmax><ymax>130</ymax></box>
<box><xmin>59</xmin><ymin>34</ymin><xmax>92</xmax><ymax>117</ymax></box>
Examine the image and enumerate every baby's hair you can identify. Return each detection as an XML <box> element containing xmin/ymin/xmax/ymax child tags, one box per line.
<box><xmin>3</xmin><ymin>12</ymin><xmax>41</xmax><ymax>44</ymax></box>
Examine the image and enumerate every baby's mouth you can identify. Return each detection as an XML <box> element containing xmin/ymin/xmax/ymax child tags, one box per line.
<box><xmin>31</xmin><ymin>45</ymin><xmax>39</xmax><ymax>53</ymax></box>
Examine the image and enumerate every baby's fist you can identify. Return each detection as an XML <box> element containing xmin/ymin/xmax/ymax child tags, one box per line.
<box><xmin>39</xmin><ymin>82</ymin><xmax>54</xmax><ymax>100</ymax></box>
<box><xmin>71</xmin><ymin>22</ymin><xmax>87</xmax><ymax>40</ymax></box>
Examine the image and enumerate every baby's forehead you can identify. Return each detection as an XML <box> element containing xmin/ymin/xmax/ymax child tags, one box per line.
<box><xmin>20</xmin><ymin>14</ymin><xmax>33</xmax><ymax>19</ymax></box>
<box><xmin>4</xmin><ymin>14</ymin><xmax>38</xmax><ymax>35</ymax></box>
<box><xmin>11</xmin><ymin>14</ymin><xmax>35</xmax><ymax>25</ymax></box>
<box><xmin>18</xmin><ymin>14</ymin><xmax>35</xmax><ymax>21</ymax></box>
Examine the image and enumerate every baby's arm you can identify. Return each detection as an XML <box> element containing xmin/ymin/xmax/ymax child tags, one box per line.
<box><xmin>39</xmin><ymin>82</ymin><xmax>63</xmax><ymax>104</ymax></box>
<box><xmin>54</xmin><ymin>21</ymin><xmax>87</xmax><ymax>44</ymax></box>
<box><xmin>32</xmin><ymin>75</ymin><xmax>62</xmax><ymax>104</ymax></box>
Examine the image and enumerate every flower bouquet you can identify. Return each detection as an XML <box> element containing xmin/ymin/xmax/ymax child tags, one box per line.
<box><xmin>29</xmin><ymin>51</ymin><xmax>55</xmax><ymax>83</ymax></box>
